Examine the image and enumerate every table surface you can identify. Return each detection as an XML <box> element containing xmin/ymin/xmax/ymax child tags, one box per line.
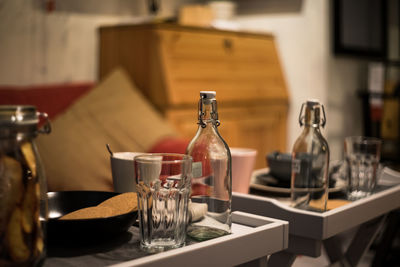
<box><xmin>43</xmin><ymin>168</ymin><xmax>400</xmax><ymax>267</ymax></box>
<box><xmin>234</xmin><ymin>184</ymin><xmax>400</xmax><ymax>239</ymax></box>
<box><xmin>236</xmin><ymin>167</ymin><xmax>400</xmax><ymax>240</ymax></box>
<box><xmin>44</xmin><ymin>211</ymin><xmax>288</xmax><ymax>267</ymax></box>
<box><xmin>44</xmin><ymin>226</ymin><xmax>147</xmax><ymax>267</ymax></box>
<box><xmin>232</xmin><ymin>167</ymin><xmax>400</xmax><ymax>265</ymax></box>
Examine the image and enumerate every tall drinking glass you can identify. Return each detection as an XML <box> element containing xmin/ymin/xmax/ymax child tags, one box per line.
<box><xmin>344</xmin><ymin>136</ymin><xmax>382</xmax><ymax>200</ymax></box>
<box><xmin>134</xmin><ymin>153</ymin><xmax>192</xmax><ymax>252</ymax></box>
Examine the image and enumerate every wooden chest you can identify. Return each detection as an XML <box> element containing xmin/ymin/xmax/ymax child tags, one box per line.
<box><xmin>99</xmin><ymin>23</ymin><xmax>289</xmax><ymax>168</ymax></box>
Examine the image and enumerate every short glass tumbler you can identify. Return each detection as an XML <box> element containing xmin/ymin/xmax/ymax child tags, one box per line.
<box><xmin>344</xmin><ymin>136</ymin><xmax>382</xmax><ymax>200</ymax></box>
<box><xmin>134</xmin><ymin>153</ymin><xmax>192</xmax><ymax>252</ymax></box>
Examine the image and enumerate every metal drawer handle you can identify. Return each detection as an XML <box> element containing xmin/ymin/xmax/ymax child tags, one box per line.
<box><xmin>223</xmin><ymin>39</ymin><xmax>233</xmax><ymax>50</ymax></box>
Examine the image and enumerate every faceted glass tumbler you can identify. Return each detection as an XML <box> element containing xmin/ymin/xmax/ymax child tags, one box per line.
<box><xmin>134</xmin><ymin>153</ymin><xmax>192</xmax><ymax>253</ymax></box>
<box><xmin>344</xmin><ymin>136</ymin><xmax>382</xmax><ymax>200</ymax></box>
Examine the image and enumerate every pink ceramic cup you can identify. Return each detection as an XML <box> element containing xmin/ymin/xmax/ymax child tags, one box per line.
<box><xmin>231</xmin><ymin>147</ymin><xmax>257</xmax><ymax>193</ymax></box>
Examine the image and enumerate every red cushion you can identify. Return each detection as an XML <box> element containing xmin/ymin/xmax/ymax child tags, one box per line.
<box><xmin>147</xmin><ymin>137</ymin><xmax>190</xmax><ymax>154</ymax></box>
<box><xmin>0</xmin><ymin>83</ymin><xmax>94</xmax><ymax>120</ymax></box>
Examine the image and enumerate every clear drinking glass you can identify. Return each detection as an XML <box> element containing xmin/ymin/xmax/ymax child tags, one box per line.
<box><xmin>344</xmin><ymin>136</ymin><xmax>382</xmax><ymax>200</ymax></box>
<box><xmin>134</xmin><ymin>153</ymin><xmax>192</xmax><ymax>252</ymax></box>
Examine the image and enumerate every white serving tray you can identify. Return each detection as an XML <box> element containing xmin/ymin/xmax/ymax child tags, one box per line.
<box><xmin>111</xmin><ymin>211</ymin><xmax>288</xmax><ymax>267</ymax></box>
<box><xmin>238</xmin><ymin>168</ymin><xmax>400</xmax><ymax>240</ymax></box>
<box><xmin>233</xmin><ymin>169</ymin><xmax>400</xmax><ymax>257</ymax></box>
<box><xmin>234</xmin><ymin>183</ymin><xmax>400</xmax><ymax>236</ymax></box>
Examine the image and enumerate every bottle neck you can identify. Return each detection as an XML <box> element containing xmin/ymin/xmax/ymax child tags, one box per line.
<box><xmin>298</xmin><ymin>101</ymin><xmax>326</xmax><ymax>130</ymax></box>
<box><xmin>304</xmin><ymin>107</ymin><xmax>321</xmax><ymax>128</ymax></box>
<box><xmin>198</xmin><ymin>97</ymin><xmax>220</xmax><ymax>128</ymax></box>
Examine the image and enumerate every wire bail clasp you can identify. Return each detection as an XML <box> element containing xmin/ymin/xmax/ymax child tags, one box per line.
<box><xmin>198</xmin><ymin>96</ymin><xmax>220</xmax><ymax>128</ymax></box>
<box><xmin>37</xmin><ymin>112</ymin><xmax>52</xmax><ymax>134</ymax></box>
<box><xmin>298</xmin><ymin>102</ymin><xmax>326</xmax><ymax>128</ymax></box>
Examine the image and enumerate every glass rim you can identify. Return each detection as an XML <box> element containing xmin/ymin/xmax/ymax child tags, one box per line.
<box><xmin>344</xmin><ymin>136</ymin><xmax>382</xmax><ymax>145</ymax></box>
<box><xmin>134</xmin><ymin>153</ymin><xmax>192</xmax><ymax>164</ymax></box>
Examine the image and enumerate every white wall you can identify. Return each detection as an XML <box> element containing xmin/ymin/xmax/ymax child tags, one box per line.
<box><xmin>0</xmin><ymin>0</ymin><xmax>192</xmax><ymax>84</ymax></box>
<box><xmin>0</xmin><ymin>0</ymin><xmax>366</xmax><ymax>160</ymax></box>
<box><xmin>236</xmin><ymin>0</ymin><xmax>366</xmax><ymax>160</ymax></box>
<box><xmin>236</xmin><ymin>0</ymin><xmax>330</xmax><ymax>155</ymax></box>
<box><xmin>327</xmin><ymin>58</ymin><xmax>367</xmax><ymax>160</ymax></box>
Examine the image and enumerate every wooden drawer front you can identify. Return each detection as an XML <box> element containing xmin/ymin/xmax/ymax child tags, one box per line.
<box><xmin>166</xmin><ymin>104</ymin><xmax>287</xmax><ymax>168</ymax></box>
<box><xmin>157</xmin><ymin>29</ymin><xmax>288</xmax><ymax>107</ymax></box>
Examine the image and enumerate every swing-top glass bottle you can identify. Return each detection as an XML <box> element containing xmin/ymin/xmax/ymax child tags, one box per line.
<box><xmin>291</xmin><ymin>99</ymin><xmax>330</xmax><ymax>212</ymax></box>
<box><xmin>186</xmin><ymin>91</ymin><xmax>232</xmax><ymax>241</ymax></box>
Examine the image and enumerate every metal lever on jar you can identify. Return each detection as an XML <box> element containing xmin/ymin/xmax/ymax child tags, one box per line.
<box><xmin>37</xmin><ymin>112</ymin><xmax>51</xmax><ymax>134</ymax></box>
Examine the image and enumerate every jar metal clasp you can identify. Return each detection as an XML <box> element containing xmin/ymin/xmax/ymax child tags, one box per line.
<box><xmin>37</xmin><ymin>112</ymin><xmax>52</xmax><ymax>134</ymax></box>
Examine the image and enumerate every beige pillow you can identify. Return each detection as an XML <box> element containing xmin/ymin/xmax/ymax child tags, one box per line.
<box><xmin>37</xmin><ymin>68</ymin><xmax>177</xmax><ymax>192</ymax></box>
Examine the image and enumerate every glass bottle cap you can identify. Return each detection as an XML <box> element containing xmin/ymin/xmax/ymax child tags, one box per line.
<box><xmin>306</xmin><ymin>99</ymin><xmax>320</xmax><ymax>107</ymax></box>
<box><xmin>200</xmin><ymin>91</ymin><xmax>216</xmax><ymax>99</ymax></box>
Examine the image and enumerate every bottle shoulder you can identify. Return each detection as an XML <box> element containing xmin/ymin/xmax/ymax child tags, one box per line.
<box><xmin>186</xmin><ymin>125</ymin><xmax>230</xmax><ymax>158</ymax></box>
<box><xmin>293</xmin><ymin>127</ymin><xmax>329</xmax><ymax>153</ymax></box>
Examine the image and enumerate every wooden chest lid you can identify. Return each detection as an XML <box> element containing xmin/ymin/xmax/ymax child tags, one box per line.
<box><xmin>100</xmin><ymin>23</ymin><xmax>289</xmax><ymax>108</ymax></box>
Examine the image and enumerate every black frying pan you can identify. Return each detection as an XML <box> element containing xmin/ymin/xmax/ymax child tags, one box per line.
<box><xmin>47</xmin><ymin>191</ymin><xmax>138</xmax><ymax>243</ymax></box>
